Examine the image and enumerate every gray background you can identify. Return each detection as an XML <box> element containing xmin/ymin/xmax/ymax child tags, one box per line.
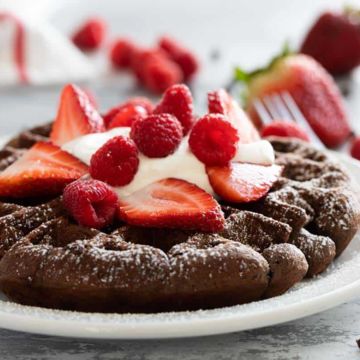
<box><xmin>1</xmin><ymin>0</ymin><xmax>360</xmax><ymax>358</ymax></box>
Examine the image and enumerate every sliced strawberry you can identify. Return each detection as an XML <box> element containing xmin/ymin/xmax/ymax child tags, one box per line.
<box><xmin>0</xmin><ymin>142</ymin><xmax>88</xmax><ymax>198</ymax></box>
<box><xmin>207</xmin><ymin>163</ymin><xmax>282</xmax><ymax>203</ymax></box>
<box><xmin>208</xmin><ymin>89</ymin><xmax>260</xmax><ymax>143</ymax></box>
<box><xmin>50</xmin><ymin>84</ymin><xmax>105</xmax><ymax>146</ymax></box>
<box><xmin>118</xmin><ymin>178</ymin><xmax>225</xmax><ymax>232</ymax></box>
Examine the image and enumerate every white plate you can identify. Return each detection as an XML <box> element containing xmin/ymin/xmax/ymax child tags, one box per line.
<box><xmin>0</xmin><ymin>151</ymin><xmax>358</xmax><ymax>339</ymax></box>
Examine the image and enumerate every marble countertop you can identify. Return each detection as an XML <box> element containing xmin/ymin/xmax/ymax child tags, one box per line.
<box><xmin>1</xmin><ymin>0</ymin><xmax>360</xmax><ymax>358</ymax></box>
<box><xmin>0</xmin><ymin>301</ymin><xmax>359</xmax><ymax>360</ymax></box>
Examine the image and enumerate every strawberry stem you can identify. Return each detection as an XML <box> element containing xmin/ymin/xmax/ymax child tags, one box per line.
<box><xmin>233</xmin><ymin>42</ymin><xmax>293</xmax><ymax>85</ymax></box>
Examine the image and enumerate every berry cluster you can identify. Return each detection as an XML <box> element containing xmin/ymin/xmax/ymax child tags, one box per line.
<box><xmin>90</xmin><ymin>84</ymin><xmax>194</xmax><ymax>189</ymax></box>
<box><xmin>64</xmin><ymin>85</ymin><xmax>244</xmax><ymax>230</ymax></box>
<box><xmin>70</xmin><ymin>18</ymin><xmax>199</xmax><ymax>94</ymax></box>
<box><xmin>37</xmin><ymin>84</ymin><xmax>281</xmax><ymax>232</ymax></box>
<box><xmin>110</xmin><ymin>36</ymin><xmax>199</xmax><ymax>93</ymax></box>
<box><xmin>92</xmin><ymin>84</ymin><xmax>241</xmax><ymax>191</ymax></box>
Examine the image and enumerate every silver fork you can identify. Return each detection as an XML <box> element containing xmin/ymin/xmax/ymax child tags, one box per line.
<box><xmin>253</xmin><ymin>91</ymin><xmax>326</xmax><ymax>149</ymax></box>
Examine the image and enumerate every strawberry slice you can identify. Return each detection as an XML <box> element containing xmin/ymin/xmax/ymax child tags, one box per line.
<box><xmin>208</xmin><ymin>89</ymin><xmax>260</xmax><ymax>143</ymax></box>
<box><xmin>0</xmin><ymin>142</ymin><xmax>88</xmax><ymax>198</ymax></box>
<box><xmin>50</xmin><ymin>84</ymin><xmax>105</xmax><ymax>146</ymax></box>
<box><xmin>118</xmin><ymin>178</ymin><xmax>225</xmax><ymax>232</ymax></box>
<box><xmin>207</xmin><ymin>163</ymin><xmax>282</xmax><ymax>203</ymax></box>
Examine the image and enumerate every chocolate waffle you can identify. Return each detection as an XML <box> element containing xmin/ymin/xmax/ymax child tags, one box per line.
<box><xmin>0</xmin><ymin>126</ymin><xmax>358</xmax><ymax>313</ymax></box>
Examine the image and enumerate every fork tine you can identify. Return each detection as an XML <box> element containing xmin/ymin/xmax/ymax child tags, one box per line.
<box><xmin>271</xmin><ymin>94</ymin><xmax>292</xmax><ymax>121</ymax></box>
<box><xmin>253</xmin><ymin>98</ymin><xmax>272</xmax><ymax>124</ymax></box>
<box><xmin>263</xmin><ymin>95</ymin><xmax>281</xmax><ymax>119</ymax></box>
<box><xmin>280</xmin><ymin>91</ymin><xmax>325</xmax><ymax>149</ymax></box>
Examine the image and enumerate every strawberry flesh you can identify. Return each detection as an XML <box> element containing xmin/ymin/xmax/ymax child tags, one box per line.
<box><xmin>118</xmin><ymin>178</ymin><xmax>225</xmax><ymax>232</ymax></box>
<box><xmin>0</xmin><ymin>142</ymin><xmax>88</xmax><ymax>198</ymax></box>
<box><xmin>207</xmin><ymin>163</ymin><xmax>282</xmax><ymax>203</ymax></box>
<box><xmin>208</xmin><ymin>89</ymin><xmax>260</xmax><ymax>143</ymax></box>
<box><xmin>50</xmin><ymin>84</ymin><xmax>105</xmax><ymax>146</ymax></box>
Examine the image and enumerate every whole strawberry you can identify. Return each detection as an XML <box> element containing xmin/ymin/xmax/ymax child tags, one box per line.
<box><xmin>300</xmin><ymin>9</ymin><xmax>360</xmax><ymax>75</ymax></box>
<box><xmin>235</xmin><ymin>52</ymin><xmax>351</xmax><ymax>148</ymax></box>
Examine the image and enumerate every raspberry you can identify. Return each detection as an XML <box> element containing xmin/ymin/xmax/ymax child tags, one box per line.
<box><xmin>154</xmin><ymin>84</ymin><xmax>194</xmax><ymax>135</ymax></box>
<box><xmin>261</xmin><ymin>121</ymin><xmax>310</xmax><ymax>142</ymax></box>
<box><xmin>142</xmin><ymin>56</ymin><xmax>183</xmax><ymax>93</ymax></box>
<box><xmin>130</xmin><ymin>114</ymin><xmax>183</xmax><ymax>158</ymax></box>
<box><xmin>108</xmin><ymin>104</ymin><xmax>147</xmax><ymax>129</ymax></box>
<box><xmin>127</xmin><ymin>97</ymin><xmax>154</xmax><ymax>114</ymax></box>
<box><xmin>72</xmin><ymin>18</ymin><xmax>106</xmax><ymax>51</ymax></box>
<box><xmin>130</xmin><ymin>48</ymin><xmax>169</xmax><ymax>81</ymax></box>
<box><xmin>90</xmin><ymin>136</ymin><xmax>139</xmax><ymax>186</ymax></box>
<box><xmin>103</xmin><ymin>97</ymin><xmax>153</xmax><ymax>128</ymax></box>
<box><xmin>110</xmin><ymin>38</ymin><xmax>137</xmax><ymax>69</ymax></box>
<box><xmin>350</xmin><ymin>136</ymin><xmax>360</xmax><ymax>161</ymax></box>
<box><xmin>128</xmin><ymin>47</ymin><xmax>182</xmax><ymax>94</ymax></box>
<box><xmin>159</xmin><ymin>36</ymin><xmax>199</xmax><ymax>80</ymax></box>
<box><xmin>189</xmin><ymin>114</ymin><xmax>239</xmax><ymax>166</ymax></box>
<box><xmin>63</xmin><ymin>179</ymin><xmax>118</xmax><ymax>229</ymax></box>
<box><xmin>103</xmin><ymin>107</ymin><xmax>120</xmax><ymax>127</ymax></box>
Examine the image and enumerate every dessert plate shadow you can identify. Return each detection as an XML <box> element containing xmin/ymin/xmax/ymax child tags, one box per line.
<box><xmin>0</xmin><ymin>147</ymin><xmax>358</xmax><ymax>339</ymax></box>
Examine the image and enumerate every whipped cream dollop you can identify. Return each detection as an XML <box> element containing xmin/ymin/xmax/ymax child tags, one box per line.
<box><xmin>62</xmin><ymin>128</ymin><xmax>275</xmax><ymax>197</ymax></box>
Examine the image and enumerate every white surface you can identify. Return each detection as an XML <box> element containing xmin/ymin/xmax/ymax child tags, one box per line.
<box><xmin>0</xmin><ymin>151</ymin><xmax>358</xmax><ymax>339</ymax></box>
<box><xmin>0</xmin><ymin>3</ymin><xmax>97</xmax><ymax>86</ymax></box>
<box><xmin>25</xmin><ymin>19</ymin><xmax>97</xmax><ymax>85</ymax></box>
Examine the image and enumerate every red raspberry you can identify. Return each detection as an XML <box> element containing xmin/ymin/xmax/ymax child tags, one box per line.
<box><xmin>189</xmin><ymin>114</ymin><xmax>239</xmax><ymax>166</ymax></box>
<box><xmin>103</xmin><ymin>97</ymin><xmax>153</xmax><ymax>128</ymax></box>
<box><xmin>261</xmin><ymin>121</ymin><xmax>310</xmax><ymax>142</ymax></box>
<box><xmin>90</xmin><ymin>136</ymin><xmax>139</xmax><ymax>186</ymax></box>
<box><xmin>63</xmin><ymin>179</ymin><xmax>118</xmax><ymax>229</ymax></box>
<box><xmin>154</xmin><ymin>84</ymin><xmax>194</xmax><ymax>135</ymax></box>
<box><xmin>130</xmin><ymin>114</ymin><xmax>183</xmax><ymax>158</ymax></box>
<box><xmin>127</xmin><ymin>97</ymin><xmax>154</xmax><ymax>114</ymax></box>
<box><xmin>130</xmin><ymin>48</ymin><xmax>168</xmax><ymax>81</ymax></box>
<box><xmin>72</xmin><ymin>18</ymin><xmax>106</xmax><ymax>51</ymax></box>
<box><xmin>108</xmin><ymin>104</ymin><xmax>147</xmax><ymax>129</ymax></box>
<box><xmin>110</xmin><ymin>38</ymin><xmax>137</xmax><ymax>69</ymax></box>
<box><xmin>159</xmin><ymin>36</ymin><xmax>199</xmax><ymax>80</ymax></box>
<box><xmin>103</xmin><ymin>107</ymin><xmax>120</xmax><ymax>127</ymax></box>
<box><xmin>350</xmin><ymin>136</ymin><xmax>360</xmax><ymax>161</ymax></box>
<box><xmin>142</xmin><ymin>57</ymin><xmax>183</xmax><ymax>94</ymax></box>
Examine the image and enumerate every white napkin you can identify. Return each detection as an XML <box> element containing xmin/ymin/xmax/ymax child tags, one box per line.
<box><xmin>0</xmin><ymin>0</ymin><xmax>97</xmax><ymax>86</ymax></box>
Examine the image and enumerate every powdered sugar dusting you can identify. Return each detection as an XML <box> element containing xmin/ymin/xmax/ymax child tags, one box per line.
<box><xmin>0</xmin><ymin>227</ymin><xmax>358</xmax><ymax>339</ymax></box>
